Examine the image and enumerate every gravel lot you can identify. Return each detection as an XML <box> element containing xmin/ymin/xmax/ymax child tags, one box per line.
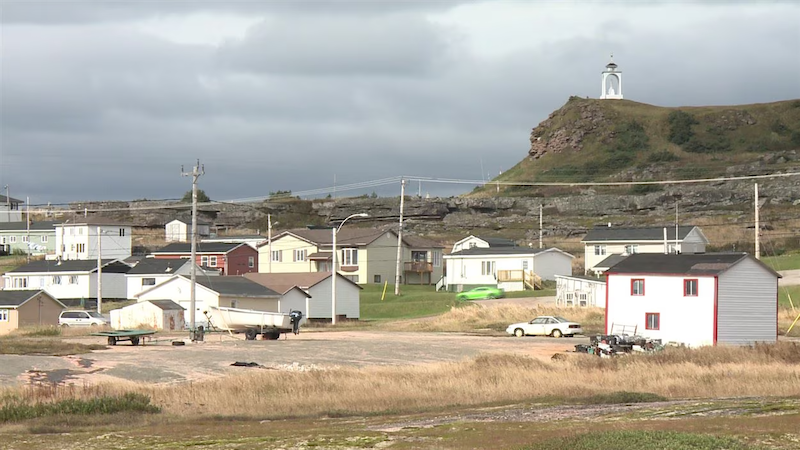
<box><xmin>1</xmin><ymin>330</ymin><xmax>586</xmax><ymax>386</ymax></box>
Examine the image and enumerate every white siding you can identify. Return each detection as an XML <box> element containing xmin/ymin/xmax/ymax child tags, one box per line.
<box><xmin>452</xmin><ymin>236</ymin><xmax>490</xmax><ymax>253</ymax></box>
<box><xmin>555</xmin><ymin>276</ymin><xmax>606</xmax><ymax>308</ymax></box>
<box><xmin>1</xmin><ymin>272</ymin><xmax>128</xmax><ymax>300</ymax></box>
<box><xmin>717</xmin><ymin>258</ymin><xmax>778</xmax><ymax>345</ymax></box>
<box><xmin>55</xmin><ymin>225</ymin><xmax>132</xmax><ymax>261</ymax></box>
<box><xmin>110</xmin><ymin>301</ymin><xmax>185</xmax><ymax>331</ymax></box>
<box><xmin>682</xmin><ymin>228</ymin><xmax>708</xmax><ymax>254</ymax></box>
<box><xmin>531</xmin><ymin>251</ymin><xmax>573</xmax><ymax>280</ymax></box>
<box><xmin>606</xmin><ymin>274</ymin><xmax>715</xmax><ymax>347</ymax></box>
<box><xmin>307</xmin><ymin>276</ymin><xmax>360</xmax><ymax>319</ymax></box>
<box><xmin>258</xmin><ymin>235</ymin><xmax>319</xmax><ymax>273</ymax></box>
<box><xmin>277</xmin><ymin>289</ymin><xmax>308</xmax><ymax>325</ymax></box>
<box><xmin>126</xmin><ymin>274</ymin><xmax>173</xmax><ymax>299</ymax></box>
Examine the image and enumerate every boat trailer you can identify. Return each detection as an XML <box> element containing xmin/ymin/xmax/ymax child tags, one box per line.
<box><xmin>91</xmin><ymin>329</ymin><xmax>156</xmax><ymax>346</ymax></box>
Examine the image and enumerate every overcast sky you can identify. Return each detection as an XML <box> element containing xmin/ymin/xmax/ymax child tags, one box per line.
<box><xmin>1</xmin><ymin>1</ymin><xmax>799</xmax><ymax>205</ymax></box>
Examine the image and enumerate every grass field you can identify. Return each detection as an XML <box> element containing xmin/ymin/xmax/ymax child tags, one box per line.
<box><xmin>360</xmin><ymin>284</ymin><xmax>555</xmax><ymax>320</ymax></box>
<box><xmin>762</xmin><ymin>252</ymin><xmax>800</xmax><ymax>271</ymax></box>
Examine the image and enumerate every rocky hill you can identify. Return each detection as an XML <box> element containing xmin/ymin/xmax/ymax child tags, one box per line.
<box><xmin>492</xmin><ymin>96</ymin><xmax>800</xmax><ymax>188</ymax></box>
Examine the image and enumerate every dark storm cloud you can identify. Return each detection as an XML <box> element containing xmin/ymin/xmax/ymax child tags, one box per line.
<box><xmin>1</xmin><ymin>2</ymin><xmax>799</xmax><ymax>205</ymax></box>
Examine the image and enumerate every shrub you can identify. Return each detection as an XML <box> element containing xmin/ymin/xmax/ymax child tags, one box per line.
<box><xmin>667</xmin><ymin>110</ymin><xmax>697</xmax><ymax>145</ymax></box>
<box><xmin>629</xmin><ymin>184</ymin><xmax>663</xmax><ymax>195</ymax></box>
<box><xmin>582</xmin><ymin>391</ymin><xmax>666</xmax><ymax>405</ymax></box>
<box><xmin>0</xmin><ymin>393</ymin><xmax>160</xmax><ymax>423</ymax></box>
<box><xmin>647</xmin><ymin>149</ymin><xmax>680</xmax><ymax>163</ymax></box>
<box><xmin>18</xmin><ymin>327</ymin><xmax>61</xmax><ymax>337</ymax></box>
<box><xmin>614</xmin><ymin>120</ymin><xmax>650</xmax><ymax>153</ymax></box>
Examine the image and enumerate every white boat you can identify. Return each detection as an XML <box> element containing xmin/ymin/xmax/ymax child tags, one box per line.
<box><xmin>206</xmin><ymin>306</ymin><xmax>292</xmax><ymax>339</ymax></box>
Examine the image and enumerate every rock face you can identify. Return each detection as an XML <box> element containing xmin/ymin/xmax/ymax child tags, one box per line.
<box><xmin>529</xmin><ymin>97</ymin><xmax>612</xmax><ymax>159</ymax></box>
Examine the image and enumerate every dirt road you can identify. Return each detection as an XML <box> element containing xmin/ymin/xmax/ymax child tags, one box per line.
<box><xmin>0</xmin><ymin>331</ymin><xmax>586</xmax><ymax>387</ymax></box>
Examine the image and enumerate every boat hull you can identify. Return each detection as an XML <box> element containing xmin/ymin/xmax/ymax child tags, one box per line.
<box><xmin>207</xmin><ymin>306</ymin><xmax>292</xmax><ymax>331</ymax></box>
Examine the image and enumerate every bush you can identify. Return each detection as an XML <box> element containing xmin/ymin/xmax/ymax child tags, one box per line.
<box><xmin>667</xmin><ymin>110</ymin><xmax>697</xmax><ymax>145</ymax></box>
<box><xmin>647</xmin><ymin>150</ymin><xmax>680</xmax><ymax>163</ymax></box>
<box><xmin>684</xmin><ymin>128</ymin><xmax>732</xmax><ymax>154</ymax></box>
<box><xmin>614</xmin><ymin>121</ymin><xmax>650</xmax><ymax>153</ymax></box>
<box><xmin>582</xmin><ymin>391</ymin><xmax>666</xmax><ymax>405</ymax></box>
<box><xmin>0</xmin><ymin>393</ymin><xmax>160</xmax><ymax>423</ymax></box>
<box><xmin>629</xmin><ymin>184</ymin><xmax>663</xmax><ymax>195</ymax></box>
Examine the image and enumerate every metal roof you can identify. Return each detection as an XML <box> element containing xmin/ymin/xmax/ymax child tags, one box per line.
<box><xmin>0</xmin><ymin>221</ymin><xmax>59</xmax><ymax>231</ymax></box>
<box><xmin>0</xmin><ymin>290</ymin><xmax>65</xmax><ymax>308</ymax></box>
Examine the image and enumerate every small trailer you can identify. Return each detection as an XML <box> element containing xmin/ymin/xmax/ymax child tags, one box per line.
<box><xmin>92</xmin><ymin>329</ymin><xmax>156</xmax><ymax>346</ymax></box>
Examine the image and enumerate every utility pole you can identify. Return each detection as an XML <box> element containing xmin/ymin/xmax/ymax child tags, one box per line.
<box><xmin>97</xmin><ymin>225</ymin><xmax>103</xmax><ymax>314</ymax></box>
<box><xmin>267</xmin><ymin>214</ymin><xmax>272</xmax><ymax>273</ymax></box>
<box><xmin>539</xmin><ymin>204</ymin><xmax>543</xmax><ymax>249</ymax></box>
<box><xmin>182</xmin><ymin>160</ymin><xmax>204</xmax><ymax>338</ymax></box>
<box><xmin>755</xmin><ymin>183</ymin><xmax>760</xmax><ymax>259</ymax></box>
<box><xmin>26</xmin><ymin>196</ymin><xmax>30</xmax><ymax>263</ymax></box>
<box><xmin>675</xmin><ymin>202</ymin><xmax>679</xmax><ymax>253</ymax></box>
<box><xmin>394</xmin><ymin>178</ymin><xmax>406</xmax><ymax>296</ymax></box>
<box><xmin>4</xmin><ymin>185</ymin><xmax>9</xmax><ymax>222</ymax></box>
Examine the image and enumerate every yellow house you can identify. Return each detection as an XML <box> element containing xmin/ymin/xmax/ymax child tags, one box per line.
<box><xmin>0</xmin><ymin>290</ymin><xmax>66</xmax><ymax>335</ymax></box>
<box><xmin>257</xmin><ymin>228</ymin><xmax>444</xmax><ymax>285</ymax></box>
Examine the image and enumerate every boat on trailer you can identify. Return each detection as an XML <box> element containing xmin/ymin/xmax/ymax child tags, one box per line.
<box><xmin>206</xmin><ymin>305</ymin><xmax>299</xmax><ymax>340</ymax></box>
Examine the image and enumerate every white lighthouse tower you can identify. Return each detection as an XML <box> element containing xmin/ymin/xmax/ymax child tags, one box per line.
<box><xmin>600</xmin><ymin>54</ymin><xmax>623</xmax><ymax>100</ymax></box>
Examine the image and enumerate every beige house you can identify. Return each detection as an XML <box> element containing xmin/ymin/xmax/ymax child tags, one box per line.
<box><xmin>258</xmin><ymin>228</ymin><xmax>444</xmax><ymax>285</ymax></box>
<box><xmin>0</xmin><ymin>290</ymin><xmax>66</xmax><ymax>335</ymax></box>
<box><xmin>582</xmin><ymin>225</ymin><xmax>709</xmax><ymax>275</ymax></box>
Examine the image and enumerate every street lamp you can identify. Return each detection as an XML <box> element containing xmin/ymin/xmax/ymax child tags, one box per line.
<box><xmin>331</xmin><ymin>213</ymin><xmax>369</xmax><ymax>325</ymax></box>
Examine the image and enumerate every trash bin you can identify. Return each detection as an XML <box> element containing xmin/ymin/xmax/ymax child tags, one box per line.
<box><xmin>192</xmin><ymin>326</ymin><xmax>204</xmax><ymax>342</ymax></box>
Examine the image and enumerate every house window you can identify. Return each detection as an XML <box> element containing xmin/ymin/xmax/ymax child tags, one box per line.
<box><xmin>522</xmin><ymin>260</ymin><xmax>529</xmax><ymax>270</ymax></box>
<box><xmin>209</xmin><ymin>256</ymin><xmax>218</xmax><ymax>267</ymax></box>
<box><xmin>579</xmin><ymin>293</ymin><xmax>588</xmax><ymax>307</ymax></box>
<box><xmin>78</xmin><ymin>228</ymin><xmax>83</xmax><ymax>235</ymax></box>
<box><xmin>22</xmin><ymin>236</ymin><xmax>29</xmax><ymax>243</ymax></box>
<box><xmin>684</xmin><ymin>279</ymin><xmax>698</xmax><ymax>296</ymax></box>
<box><xmin>41</xmin><ymin>235</ymin><xmax>48</xmax><ymax>243</ymax></box>
<box><xmin>645</xmin><ymin>313</ymin><xmax>660</xmax><ymax>330</ymax></box>
<box><xmin>624</xmin><ymin>244</ymin><xmax>639</xmax><ymax>255</ymax></box>
<box><xmin>345</xmin><ymin>275</ymin><xmax>359</xmax><ymax>283</ymax></box>
<box><xmin>9</xmin><ymin>236</ymin><xmax>16</xmax><ymax>244</ymax></box>
<box><xmin>201</xmin><ymin>256</ymin><xmax>209</xmax><ymax>266</ymax></box>
<box><xmin>12</xmin><ymin>277</ymin><xmax>28</xmax><ymax>288</ymax></box>
<box><xmin>432</xmin><ymin>250</ymin><xmax>442</xmax><ymax>267</ymax></box>
<box><xmin>631</xmin><ymin>279</ymin><xmax>645</xmax><ymax>296</ymax></box>
<box><xmin>412</xmin><ymin>251</ymin><xmax>427</xmax><ymax>262</ymax></box>
<box><xmin>481</xmin><ymin>261</ymin><xmax>495</xmax><ymax>276</ymax></box>
<box><xmin>119</xmin><ymin>228</ymin><xmax>126</xmax><ymax>237</ymax></box>
<box><xmin>77</xmin><ymin>243</ymin><xmax>85</xmax><ymax>253</ymax></box>
<box><xmin>294</xmin><ymin>249</ymin><xmax>307</xmax><ymax>262</ymax></box>
<box><xmin>230</xmin><ymin>300</ymin><xmax>238</xmax><ymax>309</ymax></box>
<box><xmin>374</xmin><ymin>275</ymin><xmax>381</xmax><ymax>283</ymax></box>
<box><xmin>0</xmin><ymin>237</ymin><xmax>5</xmax><ymax>244</ymax></box>
<box><xmin>0</xmin><ymin>309</ymin><xmax>7</xmax><ymax>322</ymax></box>
<box><xmin>52</xmin><ymin>276</ymin><xmax>62</xmax><ymax>285</ymax></box>
<box><xmin>469</xmin><ymin>242</ymin><xmax>477</xmax><ymax>249</ymax></box>
<box><xmin>142</xmin><ymin>278</ymin><xmax>156</xmax><ymax>286</ymax></box>
<box><xmin>594</xmin><ymin>245</ymin><xmax>606</xmax><ymax>256</ymax></box>
<box><xmin>342</xmin><ymin>248</ymin><xmax>358</xmax><ymax>266</ymax></box>
<box><xmin>248</xmin><ymin>256</ymin><xmax>255</xmax><ymax>268</ymax></box>
<box><xmin>271</xmin><ymin>250</ymin><xmax>282</xmax><ymax>262</ymax></box>
<box><xmin>70</xmin><ymin>244</ymin><xmax>75</xmax><ymax>251</ymax></box>
<box><xmin>68</xmin><ymin>276</ymin><xmax>79</xmax><ymax>285</ymax></box>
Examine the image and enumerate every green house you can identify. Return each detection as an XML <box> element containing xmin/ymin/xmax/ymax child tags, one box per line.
<box><xmin>0</xmin><ymin>221</ymin><xmax>58</xmax><ymax>256</ymax></box>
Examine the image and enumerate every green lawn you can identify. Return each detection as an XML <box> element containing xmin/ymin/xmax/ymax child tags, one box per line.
<box><xmin>360</xmin><ymin>284</ymin><xmax>555</xmax><ymax>320</ymax></box>
<box><xmin>779</xmin><ymin>285</ymin><xmax>800</xmax><ymax>309</ymax></box>
<box><xmin>0</xmin><ymin>255</ymin><xmax>27</xmax><ymax>274</ymax></box>
<box><xmin>762</xmin><ymin>252</ymin><xmax>800</xmax><ymax>271</ymax></box>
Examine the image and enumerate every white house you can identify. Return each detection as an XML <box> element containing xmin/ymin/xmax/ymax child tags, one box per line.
<box><xmin>125</xmin><ymin>258</ymin><xmax>219</xmax><ymax>299</ymax></box>
<box><xmin>451</xmin><ymin>235</ymin><xmax>516</xmax><ymax>253</ymax></box>
<box><xmin>555</xmin><ymin>275</ymin><xmax>606</xmax><ymax>308</ymax></box>
<box><xmin>135</xmin><ymin>275</ymin><xmax>285</xmax><ymax>327</ymax></box>
<box><xmin>245</xmin><ymin>272</ymin><xmax>362</xmax><ymax>322</ymax></box>
<box><xmin>110</xmin><ymin>300</ymin><xmax>186</xmax><ymax>331</ymax></box>
<box><xmin>0</xmin><ymin>194</ymin><xmax>23</xmax><ymax>223</ymax></box>
<box><xmin>605</xmin><ymin>252</ymin><xmax>779</xmax><ymax>347</ymax></box>
<box><xmin>165</xmin><ymin>218</ymin><xmax>211</xmax><ymax>242</ymax></box>
<box><xmin>52</xmin><ymin>221</ymin><xmax>133</xmax><ymax>261</ymax></box>
<box><xmin>582</xmin><ymin>225</ymin><xmax>709</xmax><ymax>275</ymax></box>
<box><xmin>2</xmin><ymin>259</ymin><xmax>130</xmax><ymax>307</ymax></box>
<box><xmin>444</xmin><ymin>247</ymin><xmax>574</xmax><ymax>292</ymax></box>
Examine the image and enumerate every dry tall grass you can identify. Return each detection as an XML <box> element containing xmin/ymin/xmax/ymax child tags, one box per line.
<box><xmin>5</xmin><ymin>343</ymin><xmax>800</xmax><ymax>419</ymax></box>
<box><xmin>383</xmin><ymin>304</ymin><xmax>605</xmax><ymax>334</ymax></box>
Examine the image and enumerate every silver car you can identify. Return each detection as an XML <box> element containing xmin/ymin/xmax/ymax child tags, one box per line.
<box><xmin>506</xmin><ymin>315</ymin><xmax>583</xmax><ymax>338</ymax></box>
<box><xmin>59</xmin><ymin>310</ymin><xmax>108</xmax><ymax>327</ymax></box>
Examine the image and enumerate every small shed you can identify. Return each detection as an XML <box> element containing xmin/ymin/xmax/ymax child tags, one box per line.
<box><xmin>555</xmin><ymin>275</ymin><xmax>606</xmax><ymax>308</ymax></box>
<box><xmin>110</xmin><ymin>300</ymin><xmax>185</xmax><ymax>331</ymax></box>
<box><xmin>0</xmin><ymin>290</ymin><xmax>66</xmax><ymax>335</ymax></box>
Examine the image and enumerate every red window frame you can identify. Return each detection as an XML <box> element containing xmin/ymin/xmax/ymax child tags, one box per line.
<box><xmin>684</xmin><ymin>278</ymin><xmax>698</xmax><ymax>297</ymax></box>
<box><xmin>645</xmin><ymin>312</ymin><xmax>660</xmax><ymax>330</ymax></box>
<box><xmin>631</xmin><ymin>278</ymin><xmax>645</xmax><ymax>296</ymax></box>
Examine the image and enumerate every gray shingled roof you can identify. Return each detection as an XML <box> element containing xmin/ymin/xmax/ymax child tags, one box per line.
<box><xmin>607</xmin><ymin>252</ymin><xmax>780</xmax><ymax>277</ymax></box>
<box><xmin>192</xmin><ymin>276</ymin><xmax>280</xmax><ymax>297</ymax></box>
<box><xmin>151</xmin><ymin>242</ymin><xmax>243</xmax><ymax>254</ymax></box>
<box><xmin>6</xmin><ymin>259</ymin><xmax>130</xmax><ymax>274</ymax></box>
<box><xmin>0</xmin><ymin>221</ymin><xmax>59</xmax><ymax>231</ymax></box>
<box><xmin>448</xmin><ymin>247</ymin><xmax>552</xmax><ymax>256</ymax></box>
<box><xmin>477</xmin><ymin>236</ymin><xmax>516</xmax><ymax>247</ymax></box>
<box><xmin>127</xmin><ymin>258</ymin><xmax>190</xmax><ymax>275</ymax></box>
<box><xmin>0</xmin><ymin>290</ymin><xmax>42</xmax><ymax>307</ymax></box>
<box><xmin>582</xmin><ymin>226</ymin><xmax>697</xmax><ymax>242</ymax></box>
<box><xmin>594</xmin><ymin>254</ymin><xmax>629</xmax><ymax>269</ymax></box>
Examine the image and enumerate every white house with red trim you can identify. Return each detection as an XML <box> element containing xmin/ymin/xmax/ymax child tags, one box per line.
<box><xmin>604</xmin><ymin>253</ymin><xmax>779</xmax><ymax>347</ymax></box>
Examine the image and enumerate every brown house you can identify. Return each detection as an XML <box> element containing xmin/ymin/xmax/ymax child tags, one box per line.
<box><xmin>0</xmin><ymin>290</ymin><xmax>66</xmax><ymax>335</ymax></box>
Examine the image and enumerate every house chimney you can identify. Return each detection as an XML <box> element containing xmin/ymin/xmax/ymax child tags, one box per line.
<box><xmin>663</xmin><ymin>227</ymin><xmax>668</xmax><ymax>254</ymax></box>
<box><xmin>607</xmin><ymin>222</ymin><xmax>611</xmax><ymax>227</ymax></box>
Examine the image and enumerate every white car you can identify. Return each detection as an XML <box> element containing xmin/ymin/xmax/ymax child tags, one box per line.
<box><xmin>506</xmin><ymin>315</ymin><xmax>583</xmax><ymax>338</ymax></box>
<box><xmin>59</xmin><ymin>310</ymin><xmax>108</xmax><ymax>327</ymax></box>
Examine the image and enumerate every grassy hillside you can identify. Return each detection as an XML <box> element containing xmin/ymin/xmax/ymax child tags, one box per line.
<box><xmin>488</xmin><ymin>97</ymin><xmax>800</xmax><ymax>191</ymax></box>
